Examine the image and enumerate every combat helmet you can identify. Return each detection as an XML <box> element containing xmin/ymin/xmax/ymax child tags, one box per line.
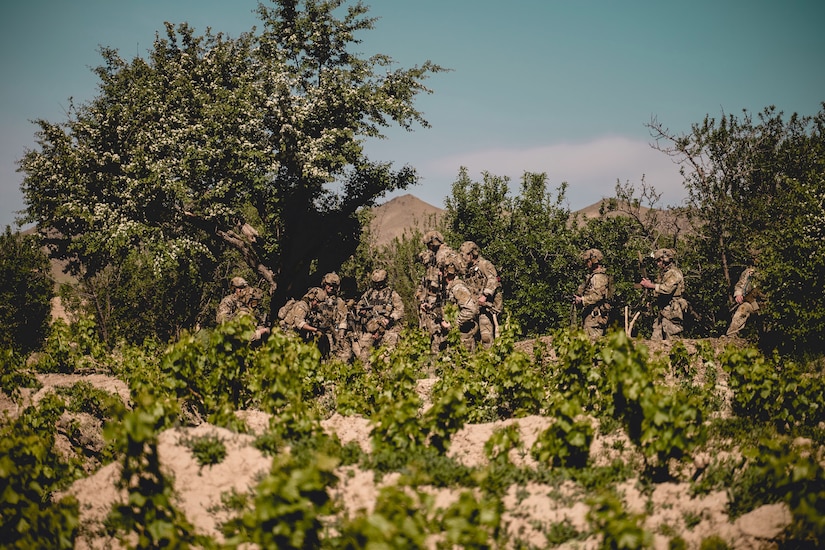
<box><xmin>422</xmin><ymin>230</ymin><xmax>444</xmax><ymax>246</ymax></box>
<box><xmin>652</xmin><ymin>248</ymin><xmax>676</xmax><ymax>263</ymax></box>
<box><xmin>370</xmin><ymin>269</ymin><xmax>388</xmax><ymax>286</ymax></box>
<box><xmin>322</xmin><ymin>272</ymin><xmax>341</xmax><ymax>287</ymax></box>
<box><xmin>580</xmin><ymin>248</ymin><xmax>604</xmax><ymax>263</ymax></box>
<box><xmin>230</xmin><ymin>276</ymin><xmax>248</xmax><ymax>289</ymax></box>
<box><xmin>459</xmin><ymin>241</ymin><xmax>480</xmax><ymax>258</ymax></box>
<box><xmin>304</xmin><ymin>287</ymin><xmax>327</xmax><ymax>302</ymax></box>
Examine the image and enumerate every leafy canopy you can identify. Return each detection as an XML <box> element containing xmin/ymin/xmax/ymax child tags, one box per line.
<box><xmin>19</xmin><ymin>0</ymin><xmax>445</xmax><ymax>314</ymax></box>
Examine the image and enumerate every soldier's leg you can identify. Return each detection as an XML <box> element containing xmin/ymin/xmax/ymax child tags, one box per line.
<box><xmin>651</xmin><ymin>316</ymin><xmax>664</xmax><ymax>341</ymax></box>
<box><xmin>478</xmin><ymin>312</ymin><xmax>494</xmax><ymax>348</ymax></box>
<box><xmin>726</xmin><ymin>302</ymin><xmax>754</xmax><ymax>337</ymax></box>
<box><xmin>382</xmin><ymin>328</ymin><xmax>401</xmax><ymax>351</ymax></box>
<box><xmin>357</xmin><ymin>333</ymin><xmax>373</xmax><ymax>364</ymax></box>
<box><xmin>661</xmin><ymin>317</ymin><xmax>683</xmax><ymax>339</ymax></box>
<box><xmin>582</xmin><ymin>313</ymin><xmax>603</xmax><ymax>339</ymax></box>
<box><xmin>459</xmin><ymin>321</ymin><xmax>477</xmax><ymax>352</ymax></box>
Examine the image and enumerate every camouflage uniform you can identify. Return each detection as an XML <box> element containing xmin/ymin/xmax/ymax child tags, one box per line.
<box><xmin>320</xmin><ymin>273</ymin><xmax>352</xmax><ymax>362</ymax></box>
<box><xmin>355</xmin><ymin>269</ymin><xmax>405</xmax><ymax>363</ymax></box>
<box><xmin>216</xmin><ymin>277</ymin><xmax>248</xmax><ymax>323</ymax></box>
<box><xmin>459</xmin><ymin>241</ymin><xmax>502</xmax><ymax>348</ymax></box>
<box><xmin>416</xmin><ymin>230</ymin><xmax>460</xmax><ymax>354</ymax></box>
<box><xmin>576</xmin><ymin>249</ymin><xmax>611</xmax><ymax>339</ymax></box>
<box><xmin>726</xmin><ymin>264</ymin><xmax>761</xmax><ymax>337</ymax></box>
<box><xmin>287</xmin><ymin>287</ymin><xmax>331</xmax><ymax>356</ymax></box>
<box><xmin>237</xmin><ymin>287</ymin><xmax>270</xmax><ymax>344</ymax></box>
<box><xmin>444</xmin><ymin>262</ymin><xmax>479</xmax><ymax>351</ymax></box>
<box><xmin>648</xmin><ymin>249</ymin><xmax>686</xmax><ymax>340</ymax></box>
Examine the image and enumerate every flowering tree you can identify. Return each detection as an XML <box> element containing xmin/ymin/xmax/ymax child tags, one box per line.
<box><xmin>19</xmin><ymin>0</ymin><xmax>443</xmax><ymax>324</ymax></box>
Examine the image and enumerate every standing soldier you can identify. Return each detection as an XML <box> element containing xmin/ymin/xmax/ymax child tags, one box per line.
<box><xmin>459</xmin><ymin>241</ymin><xmax>502</xmax><ymax>348</ymax></box>
<box><xmin>355</xmin><ymin>269</ymin><xmax>405</xmax><ymax>363</ymax></box>
<box><xmin>574</xmin><ymin>248</ymin><xmax>611</xmax><ymax>338</ymax></box>
<box><xmin>416</xmin><ymin>230</ymin><xmax>460</xmax><ymax>354</ymax></box>
<box><xmin>441</xmin><ymin>261</ymin><xmax>479</xmax><ymax>351</ymax></box>
<box><xmin>725</xmin><ymin>248</ymin><xmax>762</xmax><ymax>338</ymax></box>
<box><xmin>639</xmin><ymin>248</ymin><xmax>686</xmax><ymax>340</ymax></box>
<box><xmin>216</xmin><ymin>276</ymin><xmax>248</xmax><ymax>323</ymax></box>
<box><xmin>320</xmin><ymin>272</ymin><xmax>352</xmax><ymax>362</ymax></box>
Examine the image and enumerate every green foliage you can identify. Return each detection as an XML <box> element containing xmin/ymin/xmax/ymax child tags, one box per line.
<box><xmin>531</xmin><ymin>399</ymin><xmax>594</xmax><ymax>468</ymax></box>
<box><xmin>0</xmin><ymin>226</ymin><xmax>53</xmax><ymax>354</ymax></box>
<box><xmin>650</xmin><ymin>104</ymin><xmax>825</xmax><ymax>353</ymax></box>
<box><xmin>586</xmin><ymin>490</ymin><xmax>651</xmax><ymax>549</ymax></box>
<box><xmin>181</xmin><ymin>433</ymin><xmax>227</xmax><ymax>468</ymax></box>
<box><xmin>28</xmin><ymin>316</ymin><xmax>112</xmax><ymax>374</ymax></box>
<box><xmin>0</xmin><ymin>347</ymin><xmax>40</xmax><ymax>400</ymax></box>
<box><xmin>333</xmin><ymin>484</ymin><xmax>432</xmax><ymax>549</ymax></box>
<box><xmin>55</xmin><ymin>380</ymin><xmax>127</xmax><ymax>420</ymax></box>
<box><xmin>105</xmin><ymin>391</ymin><xmax>204</xmax><ymax>548</ymax></box>
<box><xmin>730</xmin><ymin>436</ymin><xmax>825</xmax><ymax>544</ymax></box>
<box><xmin>436</xmin><ymin>490</ymin><xmax>502</xmax><ymax>549</ymax></box>
<box><xmin>601</xmin><ymin>331</ymin><xmax>706</xmax><ymax>475</ymax></box>
<box><xmin>159</xmin><ymin>317</ymin><xmax>258</xmax><ymax>423</ymax></box>
<box><xmin>0</xmin><ymin>393</ymin><xmax>81</xmax><ymax>549</ymax></box>
<box><xmin>20</xmin><ymin>0</ymin><xmax>444</xmax><ymax>321</ymax></box>
<box><xmin>74</xmin><ymin>247</ymin><xmax>216</xmax><ymax>344</ymax></box>
<box><xmin>722</xmin><ymin>345</ymin><xmax>825</xmax><ymax>429</ymax></box>
<box><xmin>223</xmin><ymin>453</ymin><xmax>338</xmax><ymax>549</ymax></box>
<box><xmin>445</xmin><ymin>169</ymin><xmax>576</xmax><ymax>335</ymax></box>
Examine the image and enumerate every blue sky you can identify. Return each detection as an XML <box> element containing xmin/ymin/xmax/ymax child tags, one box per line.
<box><xmin>2</xmin><ymin>0</ymin><xmax>823</xmax><ymax>229</ymax></box>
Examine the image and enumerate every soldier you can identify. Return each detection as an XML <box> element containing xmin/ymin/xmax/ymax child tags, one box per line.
<box><xmin>459</xmin><ymin>241</ymin><xmax>502</xmax><ymax>348</ymax></box>
<box><xmin>355</xmin><ymin>269</ymin><xmax>405</xmax><ymax>363</ymax></box>
<box><xmin>216</xmin><ymin>276</ymin><xmax>248</xmax><ymax>323</ymax></box>
<box><xmin>441</xmin><ymin>261</ymin><xmax>479</xmax><ymax>351</ymax></box>
<box><xmin>285</xmin><ymin>287</ymin><xmax>330</xmax><ymax>355</ymax></box>
<box><xmin>416</xmin><ymin>230</ymin><xmax>460</xmax><ymax>354</ymax></box>
<box><xmin>320</xmin><ymin>272</ymin><xmax>352</xmax><ymax>362</ymax></box>
<box><xmin>574</xmin><ymin>248</ymin><xmax>611</xmax><ymax>339</ymax></box>
<box><xmin>238</xmin><ymin>287</ymin><xmax>271</xmax><ymax>344</ymax></box>
<box><xmin>725</xmin><ymin>248</ymin><xmax>762</xmax><ymax>338</ymax></box>
<box><xmin>639</xmin><ymin>248</ymin><xmax>686</xmax><ymax>340</ymax></box>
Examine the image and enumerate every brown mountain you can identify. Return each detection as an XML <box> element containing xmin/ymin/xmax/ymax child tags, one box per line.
<box><xmin>368</xmin><ymin>193</ymin><xmax>445</xmax><ymax>248</ymax></box>
<box><xmin>369</xmin><ymin>195</ymin><xmax>691</xmax><ymax>249</ymax></box>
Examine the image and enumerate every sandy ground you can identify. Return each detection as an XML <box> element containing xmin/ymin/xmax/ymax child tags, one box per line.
<box><xmin>2</xmin><ymin>363</ymin><xmax>795</xmax><ymax>550</ymax></box>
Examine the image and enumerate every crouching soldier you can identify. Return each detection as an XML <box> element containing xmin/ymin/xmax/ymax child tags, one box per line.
<box><xmin>726</xmin><ymin>248</ymin><xmax>763</xmax><ymax>338</ymax></box>
<box><xmin>238</xmin><ymin>287</ymin><xmax>271</xmax><ymax>345</ymax></box>
<box><xmin>281</xmin><ymin>287</ymin><xmax>331</xmax><ymax>355</ymax></box>
<box><xmin>354</xmin><ymin>269</ymin><xmax>404</xmax><ymax>363</ymax></box>
<box><xmin>320</xmin><ymin>272</ymin><xmax>352</xmax><ymax>362</ymax></box>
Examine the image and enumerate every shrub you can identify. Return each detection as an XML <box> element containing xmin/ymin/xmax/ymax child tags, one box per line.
<box><xmin>0</xmin><ymin>227</ymin><xmax>53</xmax><ymax>354</ymax></box>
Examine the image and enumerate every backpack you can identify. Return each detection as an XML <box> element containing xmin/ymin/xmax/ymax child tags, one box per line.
<box><xmin>277</xmin><ymin>298</ymin><xmax>298</xmax><ymax>328</ymax></box>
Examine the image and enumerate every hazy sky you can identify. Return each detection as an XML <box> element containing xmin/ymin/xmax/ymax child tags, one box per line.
<box><xmin>2</xmin><ymin>0</ymin><xmax>823</xmax><ymax>229</ymax></box>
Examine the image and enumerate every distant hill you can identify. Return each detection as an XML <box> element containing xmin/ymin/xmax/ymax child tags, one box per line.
<box><xmin>368</xmin><ymin>194</ymin><xmax>445</xmax><ymax>248</ymax></box>
<box><xmin>368</xmin><ymin>195</ymin><xmax>692</xmax><ymax>249</ymax></box>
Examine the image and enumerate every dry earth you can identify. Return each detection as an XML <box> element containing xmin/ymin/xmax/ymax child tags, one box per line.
<box><xmin>1</xmin><ymin>337</ymin><xmax>796</xmax><ymax>549</ymax></box>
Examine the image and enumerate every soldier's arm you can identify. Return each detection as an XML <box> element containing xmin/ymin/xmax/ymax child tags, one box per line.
<box><xmin>581</xmin><ymin>273</ymin><xmax>609</xmax><ymax>306</ymax></box>
<box><xmin>654</xmin><ymin>269</ymin><xmax>682</xmax><ymax>296</ymax></box>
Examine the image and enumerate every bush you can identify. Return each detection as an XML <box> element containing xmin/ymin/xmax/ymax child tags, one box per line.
<box><xmin>0</xmin><ymin>226</ymin><xmax>53</xmax><ymax>354</ymax></box>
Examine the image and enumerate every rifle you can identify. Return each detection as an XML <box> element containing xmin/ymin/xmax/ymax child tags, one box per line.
<box><xmin>626</xmin><ymin>251</ymin><xmax>651</xmax><ymax>336</ymax></box>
